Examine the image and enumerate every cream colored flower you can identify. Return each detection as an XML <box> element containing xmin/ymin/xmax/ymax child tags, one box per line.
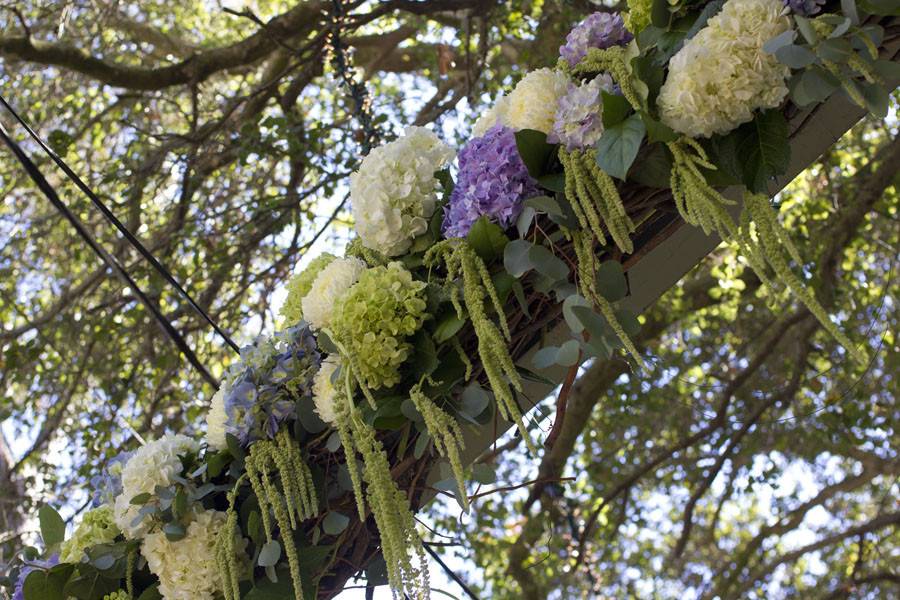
<box><xmin>350</xmin><ymin>126</ymin><xmax>454</xmax><ymax>256</ymax></box>
<box><xmin>141</xmin><ymin>508</ymin><xmax>240</xmax><ymax>600</ymax></box>
<box><xmin>657</xmin><ymin>0</ymin><xmax>791</xmax><ymax>138</ymax></box>
<box><xmin>301</xmin><ymin>257</ymin><xmax>367</xmax><ymax>330</ymax></box>
<box><xmin>113</xmin><ymin>434</ymin><xmax>199</xmax><ymax>538</ymax></box>
<box><xmin>312</xmin><ymin>355</ymin><xmax>341</xmax><ymax>424</ymax></box>
<box><xmin>506</xmin><ymin>68</ymin><xmax>571</xmax><ymax>134</ymax></box>
<box><xmin>473</xmin><ymin>94</ymin><xmax>511</xmax><ymax>137</ymax></box>
<box><xmin>205</xmin><ymin>387</ymin><xmax>228</xmax><ymax>451</ymax></box>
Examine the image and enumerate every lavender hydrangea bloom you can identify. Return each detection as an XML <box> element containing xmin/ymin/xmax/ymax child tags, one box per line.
<box><xmin>442</xmin><ymin>125</ymin><xmax>540</xmax><ymax>238</ymax></box>
<box><xmin>223</xmin><ymin>324</ymin><xmax>321</xmax><ymax>446</ymax></box>
<box><xmin>13</xmin><ymin>555</ymin><xmax>59</xmax><ymax>600</ymax></box>
<box><xmin>90</xmin><ymin>450</ymin><xmax>133</xmax><ymax>508</ymax></box>
<box><xmin>559</xmin><ymin>12</ymin><xmax>633</xmax><ymax>68</ymax></box>
<box><xmin>548</xmin><ymin>74</ymin><xmax>616</xmax><ymax>151</ymax></box>
<box><xmin>782</xmin><ymin>0</ymin><xmax>825</xmax><ymax>16</ymax></box>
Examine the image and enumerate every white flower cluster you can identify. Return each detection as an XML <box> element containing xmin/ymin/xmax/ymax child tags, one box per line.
<box><xmin>301</xmin><ymin>257</ymin><xmax>367</xmax><ymax>330</ymax></box>
<box><xmin>312</xmin><ymin>355</ymin><xmax>341</xmax><ymax>424</ymax></box>
<box><xmin>114</xmin><ymin>434</ymin><xmax>199</xmax><ymax>538</ymax></box>
<box><xmin>205</xmin><ymin>387</ymin><xmax>228</xmax><ymax>451</ymax></box>
<box><xmin>141</xmin><ymin>508</ymin><xmax>229</xmax><ymax>600</ymax></box>
<box><xmin>657</xmin><ymin>0</ymin><xmax>791</xmax><ymax>138</ymax></box>
<box><xmin>473</xmin><ymin>93</ymin><xmax>511</xmax><ymax>137</ymax></box>
<box><xmin>350</xmin><ymin>127</ymin><xmax>454</xmax><ymax>256</ymax></box>
<box><xmin>507</xmin><ymin>68</ymin><xmax>571</xmax><ymax>134</ymax></box>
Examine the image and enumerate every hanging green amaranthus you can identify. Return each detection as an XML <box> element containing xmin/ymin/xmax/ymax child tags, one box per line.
<box><xmin>242</xmin><ymin>429</ymin><xmax>319</xmax><ymax>600</ymax></box>
<box><xmin>425</xmin><ymin>239</ymin><xmax>535</xmax><ymax>454</ymax></box>
<box><xmin>334</xmin><ymin>367</ymin><xmax>429</xmax><ymax>599</ymax></box>
<box><xmin>216</xmin><ymin>475</ymin><xmax>247</xmax><ymax>600</ymax></box>
<box><xmin>667</xmin><ymin>137</ymin><xmax>739</xmax><ymax>240</ymax></box>
<box><xmin>410</xmin><ymin>380</ymin><xmax>468</xmax><ymax>510</ymax></box>
<box><xmin>570</xmin><ymin>230</ymin><xmax>645</xmax><ymax>366</ymax></box>
<box><xmin>560</xmin><ymin>147</ymin><xmax>636</xmax><ymax>254</ymax></box>
<box><xmin>564</xmin><ymin>46</ymin><xmax>642</xmax><ymax>110</ymax></box>
<box><xmin>742</xmin><ymin>193</ymin><xmax>866</xmax><ymax>362</ymax></box>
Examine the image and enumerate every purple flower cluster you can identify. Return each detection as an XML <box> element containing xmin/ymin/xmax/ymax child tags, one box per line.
<box><xmin>559</xmin><ymin>12</ymin><xmax>633</xmax><ymax>68</ymax></box>
<box><xmin>442</xmin><ymin>125</ymin><xmax>540</xmax><ymax>238</ymax></box>
<box><xmin>13</xmin><ymin>555</ymin><xmax>59</xmax><ymax>600</ymax></box>
<box><xmin>782</xmin><ymin>0</ymin><xmax>825</xmax><ymax>16</ymax></box>
<box><xmin>548</xmin><ymin>74</ymin><xmax>616</xmax><ymax>151</ymax></box>
<box><xmin>224</xmin><ymin>324</ymin><xmax>321</xmax><ymax>446</ymax></box>
<box><xmin>90</xmin><ymin>450</ymin><xmax>133</xmax><ymax>507</ymax></box>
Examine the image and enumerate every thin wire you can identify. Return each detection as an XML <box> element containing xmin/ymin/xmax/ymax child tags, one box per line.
<box><xmin>0</xmin><ymin>94</ymin><xmax>240</xmax><ymax>355</ymax></box>
<box><xmin>423</xmin><ymin>541</ymin><xmax>480</xmax><ymax>600</ymax></box>
<box><xmin>0</xmin><ymin>120</ymin><xmax>218</xmax><ymax>388</ymax></box>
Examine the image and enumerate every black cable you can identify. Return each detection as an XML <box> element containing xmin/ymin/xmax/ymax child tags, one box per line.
<box><xmin>0</xmin><ymin>94</ymin><xmax>240</xmax><ymax>355</ymax></box>
<box><xmin>423</xmin><ymin>541</ymin><xmax>480</xmax><ymax>600</ymax></box>
<box><xmin>0</xmin><ymin>120</ymin><xmax>218</xmax><ymax>388</ymax></box>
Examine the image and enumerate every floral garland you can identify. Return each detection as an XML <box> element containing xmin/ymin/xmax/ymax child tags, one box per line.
<box><xmin>10</xmin><ymin>1</ymin><xmax>893</xmax><ymax>598</ymax></box>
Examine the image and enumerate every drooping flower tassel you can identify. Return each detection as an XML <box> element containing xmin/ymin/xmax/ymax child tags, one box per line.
<box><xmin>216</xmin><ymin>476</ymin><xmax>246</xmax><ymax>600</ymax></box>
<box><xmin>742</xmin><ymin>193</ymin><xmax>866</xmax><ymax>362</ymax></box>
<box><xmin>410</xmin><ymin>381</ymin><xmax>468</xmax><ymax>510</ymax></box>
<box><xmin>667</xmin><ymin>137</ymin><xmax>738</xmax><ymax>240</ymax></box>
<box><xmin>425</xmin><ymin>240</ymin><xmax>535</xmax><ymax>454</ymax></box>
<box><xmin>571</xmin><ymin>230</ymin><xmax>645</xmax><ymax>366</ymax></box>
<box><xmin>560</xmin><ymin>147</ymin><xmax>636</xmax><ymax>253</ymax></box>
<box><xmin>244</xmin><ymin>430</ymin><xmax>319</xmax><ymax>600</ymax></box>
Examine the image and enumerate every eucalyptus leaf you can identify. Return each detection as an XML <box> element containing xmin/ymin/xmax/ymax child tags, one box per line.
<box><xmin>557</xmin><ymin>339</ymin><xmax>581</xmax><ymax>367</ymax></box>
<box><xmin>528</xmin><ymin>244</ymin><xmax>569</xmax><ymax>282</ymax></box>
<box><xmin>596</xmin><ymin>260</ymin><xmax>628</xmax><ymax>302</ymax></box>
<box><xmin>537</xmin><ymin>172</ymin><xmax>566</xmax><ymax>193</ymax></box>
<box><xmin>471</xmin><ymin>463</ymin><xmax>496</xmax><ymax>484</ymax></box>
<box><xmin>322</xmin><ymin>512</ymin><xmax>350</xmax><ymax>536</ymax></box>
<box><xmin>38</xmin><ymin>505</ymin><xmax>66</xmax><ymax>547</ymax></box>
<box><xmin>532</xmin><ymin>346</ymin><xmax>560</xmax><ymax>370</ymax></box>
<box><xmin>516</xmin><ymin>205</ymin><xmax>536</xmax><ymax>238</ymax></box>
<box><xmin>563</xmin><ymin>294</ymin><xmax>591</xmax><ymax>334</ymax></box>
<box><xmin>793</xmin><ymin>16</ymin><xmax>818</xmax><ymax>45</ymax></box>
<box><xmin>762</xmin><ymin>30</ymin><xmax>796</xmax><ymax>55</ymax></box>
<box><xmin>774</xmin><ymin>44</ymin><xmax>817</xmax><ymax>69</ymax></box>
<box><xmin>325</xmin><ymin>432</ymin><xmax>342</xmax><ymax>453</ymax></box>
<box><xmin>258</xmin><ymin>540</ymin><xmax>282</xmax><ymax>567</ymax></box>
<box><xmin>503</xmin><ymin>239</ymin><xmax>534</xmax><ymax>278</ymax></box>
<box><xmin>595</xmin><ymin>114</ymin><xmax>646</xmax><ymax>181</ymax></box>
<box><xmin>433</xmin><ymin>311</ymin><xmax>466</xmax><ymax>343</ymax></box>
<box><xmin>840</xmin><ymin>0</ymin><xmax>859</xmax><ymax>25</ymax></box>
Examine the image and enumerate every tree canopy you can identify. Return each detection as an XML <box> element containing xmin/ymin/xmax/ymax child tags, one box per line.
<box><xmin>1</xmin><ymin>1</ymin><xmax>898</xmax><ymax>598</ymax></box>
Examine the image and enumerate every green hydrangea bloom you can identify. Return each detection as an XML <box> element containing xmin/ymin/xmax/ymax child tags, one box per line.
<box><xmin>103</xmin><ymin>592</ymin><xmax>131</xmax><ymax>600</ymax></box>
<box><xmin>60</xmin><ymin>505</ymin><xmax>120</xmax><ymax>563</ymax></box>
<box><xmin>625</xmin><ymin>0</ymin><xmax>652</xmax><ymax>34</ymax></box>
<box><xmin>331</xmin><ymin>262</ymin><xmax>428</xmax><ymax>390</ymax></box>
<box><xmin>280</xmin><ymin>253</ymin><xmax>337</xmax><ymax>325</ymax></box>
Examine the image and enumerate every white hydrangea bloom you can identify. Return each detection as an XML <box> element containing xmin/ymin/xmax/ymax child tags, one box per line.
<box><xmin>350</xmin><ymin>126</ymin><xmax>454</xmax><ymax>256</ymax></box>
<box><xmin>113</xmin><ymin>434</ymin><xmax>200</xmax><ymax>538</ymax></box>
<box><xmin>657</xmin><ymin>0</ymin><xmax>791</xmax><ymax>138</ymax></box>
<box><xmin>301</xmin><ymin>257</ymin><xmax>367</xmax><ymax>330</ymax></box>
<box><xmin>506</xmin><ymin>68</ymin><xmax>571</xmax><ymax>134</ymax></box>
<box><xmin>142</xmin><ymin>508</ymin><xmax>232</xmax><ymax>600</ymax></box>
<box><xmin>312</xmin><ymin>355</ymin><xmax>341</xmax><ymax>424</ymax></box>
<box><xmin>473</xmin><ymin>94</ymin><xmax>511</xmax><ymax>137</ymax></box>
<box><xmin>205</xmin><ymin>387</ymin><xmax>228</xmax><ymax>451</ymax></box>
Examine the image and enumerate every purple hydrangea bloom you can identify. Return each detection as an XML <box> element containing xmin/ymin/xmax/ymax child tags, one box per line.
<box><xmin>783</xmin><ymin>0</ymin><xmax>825</xmax><ymax>16</ymax></box>
<box><xmin>90</xmin><ymin>450</ymin><xmax>133</xmax><ymax>507</ymax></box>
<box><xmin>559</xmin><ymin>12</ymin><xmax>633</xmax><ymax>68</ymax></box>
<box><xmin>548</xmin><ymin>74</ymin><xmax>616</xmax><ymax>151</ymax></box>
<box><xmin>13</xmin><ymin>555</ymin><xmax>59</xmax><ymax>600</ymax></box>
<box><xmin>223</xmin><ymin>324</ymin><xmax>321</xmax><ymax>446</ymax></box>
<box><xmin>442</xmin><ymin>125</ymin><xmax>540</xmax><ymax>238</ymax></box>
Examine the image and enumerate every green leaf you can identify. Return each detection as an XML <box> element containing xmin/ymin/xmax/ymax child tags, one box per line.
<box><xmin>774</xmin><ymin>44</ymin><xmax>817</xmax><ymax>69</ymax></box>
<box><xmin>297</xmin><ymin>397</ymin><xmax>328</xmax><ymax>434</ymax></box>
<box><xmin>466</xmin><ymin>216</ymin><xmax>509</xmax><ymax>262</ymax></box>
<box><xmin>531</xmin><ymin>346</ymin><xmax>560</xmax><ymax>370</ymax></box>
<box><xmin>841</xmin><ymin>0</ymin><xmax>859</xmax><ymax>24</ymax></box>
<box><xmin>366</xmin><ymin>554</ymin><xmax>390</xmax><ymax>587</ymax></box>
<box><xmin>225</xmin><ymin>433</ymin><xmax>245</xmax><ymax>461</ymax></box>
<box><xmin>557</xmin><ymin>339</ymin><xmax>581</xmax><ymax>367</ymax></box>
<box><xmin>537</xmin><ymin>172</ymin><xmax>566</xmax><ymax>193</ymax></box>
<box><xmin>471</xmin><ymin>463</ymin><xmax>496</xmax><ymax>484</ymax></box>
<box><xmin>733</xmin><ymin>109</ymin><xmax>790</xmax><ymax>193</ymax></box>
<box><xmin>596</xmin><ymin>260</ymin><xmax>628</xmax><ymax>302</ymax></box>
<box><xmin>595</xmin><ymin>114</ymin><xmax>646</xmax><ymax>181</ymax></box>
<box><xmin>322</xmin><ymin>512</ymin><xmax>350</xmax><ymax>536</ymax></box>
<box><xmin>640</xmin><ymin>112</ymin><xmax>678</xmax><ymax>143</ymax></box>
<box><xmin>793</xmin><ymin>16</ymin><xmax>819</xmax><ymax>45</ymax></box>
<box><xmin>459</xmin><ymin>385</ymin><xmax>490</xmax><ymax>419</ymax></box>
<box><xmin>503</xmin><ymin>239</ymin><xmax>534</xmax><ymax>278</ymax></box>
<box><xmin>873</xmin><ymin>59</ymin><xmax>900</xmax><ymax>81</ymax></box>
<box><xmin>631</xmin><ymin>54</ymin><xmax>665</xmax><ymax>106</ymax></box>
<box><xmin>858</xmin><ymin>0</ymin><xmax>900</xmax><ymax>15</ymax></box>
<box><xmin>38</xmin><ymin>505</ymin><xmax>66</xmax><ymax>547</ymax></box>
<box><xmin>629</xmin><ymin>143</ymin><xmax>674</xmax><ymax>188</ymax></box>
<box><xmin>528</xmin><ymin>244</ymin><xmax>569</xmax><ymax>282</ymax></box>
<box><xmin>129</xmin><ymin>492</ymin><xmax>152</xmax><ymax>506</ymax></box>
<box><xmin>860</xmin><ymin>82</ymin><xmax>889</xmax><ymax>118</ymax></box>
<box><xmin>524</xmin><ymin>195</ymin><xmax>564</xmax><ymax>217</ymax></box>
<box><xmin>258</xmin><ymin>540</ymin><xmax>282</xmax><ymax>567</ymax></box>
<box><xmin>789</xmin><ymin>67</ymin><xmax>840</xmax><ymax>106</ymax></box>
<box><xmin>601</xmin><ymin>91</ymin><xmax>632</xmax><ymax>128</ymax></box>
<box><xmin>616</xmin><ymin>309</ymin><xmax>642</xmax><ymax>336</ymax></box>
<box><xmin>433</xmin><ymin>311</ymin><xmax>466</xmax><ymax>343</ymax></box>
<box><xmin>651</xmin><ymin>0</ymin><xmax>671</xmax><ymax>28</ymax></box>
<box><xmin>163</xmin><ymin>522</ymin><xmax>186</xmax><ymax>541</ymax></box>
<box><xmin>571</xmin><ymin>307</ymin><xmax>615</xmax><ymax>360</ymax></box>
<box><xmin>816</xmin><ymin>38</ymin><xmax>852</xmax><ymax>63</ymax></box>
<box><xmin>563</xmin><ymin>294</ymin><xmax>591</xmax><ymax>334</ymax></box>
<box><xmin>23</xmin><ymin>568</ymin><xmax>67</xmax><ymax>600</ymax></box>
<box><xmin>136</xmin><ymin>584</ymin><xmax>163</xmax><ymax>600</ymax></box>
<box><xmin>514</xmin><ymin>129</ymin><xmax>555</xmax><ymax>178</ymax></box>
<box><xmin>516</xmin><ymin>205</ymin><xmax>536</xmax><ymax>238</ymax></box>
<box><xmin>762</xmin><ymin>30</ymin><xmax>796</xmax><ymax>55</ymax></box>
